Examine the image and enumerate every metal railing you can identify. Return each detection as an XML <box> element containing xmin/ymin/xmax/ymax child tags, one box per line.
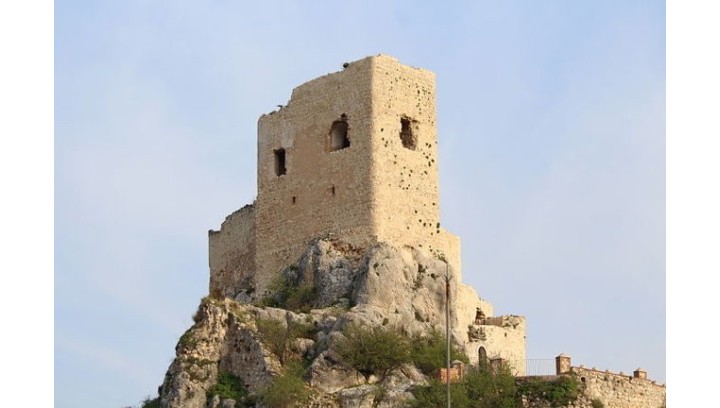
<box><xmin>509</xmin><ymin>359</ymin><xmax>557</xmax><ymax>376</ymax></box>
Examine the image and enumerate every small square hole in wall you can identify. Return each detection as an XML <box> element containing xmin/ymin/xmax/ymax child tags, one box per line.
<box><xmin>274</xmin><ymin>148</ymin><xmax>286</xmax><ymax>176</ymax></box>
<box><xmin>330</xmin><ymin>185</ymin><xmax>336</xmax><ymax>196</ymax></box>
<box><xmin>400</xmin><ymin>117</ymin><xmax>417</xmax><ymax>150</ymax></box>
<box><xmin>329</xmin><ymin>116</ymin><xmax>350</xmax><ymax>151</ymax></box>
<box><xmin>292</xmin><ymin>196</ymin><xmax>297</xmax><ymax>204</ymax></box>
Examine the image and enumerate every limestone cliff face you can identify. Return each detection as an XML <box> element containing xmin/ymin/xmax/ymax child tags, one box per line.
<box><xmin>285</xmin><ymin>237</ymin><xmax>525</xmax><ymax>369</ymax></box>
<box><xmin>157</xmin><ymin>299</ymin><xmax>426</xmax><ymax>408</ymax></box>
<box><xmin>159</xmin><ymin>300</ymin><xmax>279</xmax><ymax>408</ymax></box>
<box><xmin>157</xmin><ymin>238</ymin><xmax>526</xmax><ymax>408</ymax></box>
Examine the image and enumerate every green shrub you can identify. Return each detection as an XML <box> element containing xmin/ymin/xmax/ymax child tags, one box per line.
<box><xmin>285</xmin><ymin>283</ymin><xmax>317</xmax><ymax>312</ymax></box>
<box><xmin>591</xmin><ymin>398</ymin><xmax>605</xmax><ymax>408</ymax></box>
<box><xmin>256</xmin><ymin>318</ymin><xmax>288</xmax><ymax>363</ymax></box>
<box><xmin>411</xmin><ymin>362</ymin><xmax>578</xmax><ymax>408</ymax></box>
<box><xmin>256</xmin><ymin>318</ymin><xmax>317</xmax><ymax>365</ymax></box>
<box><xmin>410</xmin><ymin>379</ymin><xmax>470</xmax><ymax>408</ymax></box>
<box><xmin>517</xmin><ymin>374</ymin><xmax>580</xmax><ymax>407</ymax></box>
<box><xmin>257</xmin><ymin>274</ymin><xmax>290</xmax><ymax>308</ymax></box>
<box><xmin>206</xmin><ymin>371</ymin><xmax>247</xmax><ymax>402</ymax></box>
<box><xmin>258</xmin><ymin>274</ymin><xmax>317</xmax><ymax>312</ymax></box>
<box><xmin>260</xmin><ymin>362</ymin><xmax>309</xmax><ymax>408</ymax></box>
<box><xmin>410</xmin><ymin>364</ymin><xmax>516</xmax><ymax>408</ymax></box>
<box><xmin>463</xmin><ymin>365</ymin><xmax>517</xmax><ymax>408</ymax></box>
<box><xmin>335</xmin><ymin>323</ymin><xmax>412</xmax><ymax>379</ymax></box>
<box><xmin>290</xmin><ymin>320</ymin><xmax>317</xmax><ymax>340</ymax></box>
<box><xmin>410</xmin><ymin>329</ymin><xmax>469</xmax><ymax>375</ymax></box>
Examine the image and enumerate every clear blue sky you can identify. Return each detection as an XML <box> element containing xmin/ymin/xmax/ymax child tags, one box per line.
<box><xmin>55</xmin><ymin>1</ymin><xmax>665</xmax><ymax>407</ymax></box>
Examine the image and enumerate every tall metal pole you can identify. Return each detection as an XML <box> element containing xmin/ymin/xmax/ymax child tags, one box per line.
<box><xmin>445</xmin><ymin>261</ymin><xmax>451</xmax><ymax>408</ymax></box>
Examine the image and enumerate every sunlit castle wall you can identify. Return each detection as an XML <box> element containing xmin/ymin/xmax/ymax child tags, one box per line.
<box><xmin>212</xmin><ymin>55</ymin><xmax>461</xmax><ymax>297</ymax></box>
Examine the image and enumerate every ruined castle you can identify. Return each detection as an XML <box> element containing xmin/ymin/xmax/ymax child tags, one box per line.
<box><xmin>192</xmin><ymin>55</ymin><xmax>665</xmax><ymax>407</ymax></box>
<box><xmin>209</xmin><ymin>55</ymin><xmax>460</xmax><ymax>298</ymax></box>
<box><xmin>206</xmin><ymin>54</ymin><xmax>526</xmax><ymax>370</ymax></box>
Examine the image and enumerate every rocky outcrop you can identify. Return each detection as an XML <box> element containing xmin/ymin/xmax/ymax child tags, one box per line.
<box><xmin>276</xmin><ymin>237</ymin><xmax>523</xmax><ymax>368</ymax></box>
<box><xmin>253</xmin><ymin>237</ymin><xmax>514</xmax><ymax>362</ymax></box>
<box><xmin>156</xmin><ymin>238</ymin><xmax>525</xmax><ymax>407</ymax></box>
<box><xmin>159</xmin><ymin>300</ymin><xmax>279</xmax><ymax>408</ymax></box>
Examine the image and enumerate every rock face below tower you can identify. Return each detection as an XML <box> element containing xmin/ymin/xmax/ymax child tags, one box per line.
<box><xmin>160</xmin><ymin>238</ymin><xmax>526</xmax><ymax>408</ymax></box>
<box><xmin>268</xmin><ymin>237</ymin><xmax>526</xmax><ymax>370</ymax></box>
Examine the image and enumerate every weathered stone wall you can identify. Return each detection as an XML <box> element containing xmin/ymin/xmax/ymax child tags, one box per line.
<box><xmin>452</xmin><ymin>280</ymin><xmax>528</xmax><ymax>372</ymax></box>
<box><xmin>368</xmin><ymin>56</ymin><xmax>461</xmax><ymax>276</ymax></box>
<box><xmin>209</xmin><ymin>204</ymin><xmax>256</xmax><ymax>298</ymax></box>
<box><xmin>255</xmin><ymin>57</ymin><xmax>379</xmax><ymax>294</ymax></box>
<box><xmin>570</xmin><ymin>366</ymin><xmax>666</xmax><ymax>408</ymax></box>
<box><xmin>465</xmin><ymin>315</ymin><xmax>527</xmax><ymax>375</ymax></box>
<box><xmin>252</xmin><ymin>55</ymin><xmax>462</xmax><ymax>294</ymax></box>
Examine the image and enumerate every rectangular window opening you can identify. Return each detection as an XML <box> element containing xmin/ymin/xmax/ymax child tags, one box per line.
<box><xmin>274</xmin><ymin>148</ymin><xmax>286</xmax><ymax>176</ymax></box>
<box><xmin>400</xmin><ymin>117</ymin><xmax>418</xmax><ymax>150</ymax></box>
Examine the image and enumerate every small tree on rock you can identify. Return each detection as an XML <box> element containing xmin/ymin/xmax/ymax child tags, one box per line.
<box><xmin>334</xmin><ymin>323</ymin><xmax>412</xmax><ymax>380</ymax></box>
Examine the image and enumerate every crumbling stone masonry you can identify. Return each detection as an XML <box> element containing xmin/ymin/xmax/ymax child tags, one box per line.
<box><xmin>207</xmin><ymin>55</ymin><xmax>527</xmax><ymax>371</ymax></box>
<box><xmin>209</xmin><ymin>55</ymin><xmax>461</xmax><ymax>298</ymax></box>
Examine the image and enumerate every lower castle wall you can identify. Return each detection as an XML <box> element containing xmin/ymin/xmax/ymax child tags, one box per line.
<box><xmin>465</xmin><ymin>316</ymin><xmax>527</xmax><ymax>375</ymax></box>
<box><xmin>208</xmin><ymin>203</ymin><xmax>461</xmax><ymax>303</ymax></box>
<box><xmin>569</xmin><ymin>367</ymin><xmax>666</xmax><ymax>408</ymax></box>
<box><xmin>209</xmin><ymin>204</ymin><xmax>256</xmax><ymax>298</ymax></box>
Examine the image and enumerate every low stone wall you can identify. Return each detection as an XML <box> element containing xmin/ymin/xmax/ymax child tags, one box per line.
<box><xmin>570</xmin><ymin>366</ymin><xmax>665</xmax><ymax>408</ymax></box>
<box><xmin>519</xmin><ymin>355</ymin><xmax>666</xmax><ymax>408</ymax></box>
<box><xmin>518</xmin><ymin>371</ymin><xmax>665</xmax><ymax>408</ymax></box>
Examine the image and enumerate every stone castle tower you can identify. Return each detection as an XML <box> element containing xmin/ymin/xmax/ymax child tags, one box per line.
<box><xmin>209</xmin><ymin>55</ymin><xmax>461</xmax><ymax>297</ymax></box>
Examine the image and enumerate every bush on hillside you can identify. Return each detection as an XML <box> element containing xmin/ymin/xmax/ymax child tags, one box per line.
<box><xmin>410</xmin><ymin>328</ymin><xmax>469</xmax><ymax>375</ymax></box>
<box><xmin>334</xmin><ymin>323</ymin><xmax>412</xmax><ymax>379</ymax></box>
<box><xmin>206</xmin><ymin>371</ymin><xmax>247</xmax><ymax>402</ymax></box>
<box><xmin>260</xmin><ymin>362</ymin><xmax>309</xmax><ymax>408</ymax></box>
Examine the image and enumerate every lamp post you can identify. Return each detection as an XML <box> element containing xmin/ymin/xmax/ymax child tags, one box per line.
<box><xmin>445</xmin><ymin>260</ymin><xmax>451</xmax><ymax>408</ymax></box>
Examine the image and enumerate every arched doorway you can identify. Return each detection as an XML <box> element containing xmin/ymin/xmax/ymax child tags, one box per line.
<box><xmin>478</xmin><ymin>346</ymin><xmax>488</xmax><ymax>368</ymax></box>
